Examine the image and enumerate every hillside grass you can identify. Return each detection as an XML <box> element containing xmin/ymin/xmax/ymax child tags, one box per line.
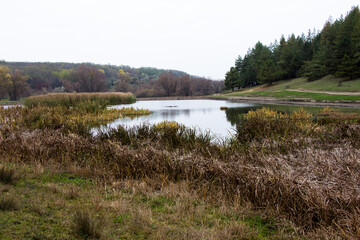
<box><xmin>237</xmin><ymin>90</ymin><xmax>360</xmax><ymax>101</ymax></box>
<box><xmin>258</xmin><ymin>76</ymin><xmax>360</xmax><ymax>92</ymax></box>
<box><xmin>256</xmin><ymin>104</ymin><xmax>360</xmax><ymax>115</ymax></box>
<box><xmin>222</xmin><ymin>76</ymin><xmax>360</xmax><ymax>101</ymax></box>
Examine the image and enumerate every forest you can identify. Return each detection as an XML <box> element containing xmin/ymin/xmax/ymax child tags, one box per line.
<box><xmin>0</xmin><ymin>61</ymin><xmax>223</xmax><ymax>101</ymax></box>
<box><xmin>225</xmin><ymin>6</ymin><xmax>360</xmax><ymax>90</ymax></box>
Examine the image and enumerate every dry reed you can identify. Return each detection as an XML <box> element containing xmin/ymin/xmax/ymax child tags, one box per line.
<box><xmin>1</xmin><ymin>106</ymin><xmax>360</xmax><ymax>238</ymax></box>
<box><xmin>25</xmin><ymin>92</ymin><xmax>136</xmax><ymax>109</ymax></box>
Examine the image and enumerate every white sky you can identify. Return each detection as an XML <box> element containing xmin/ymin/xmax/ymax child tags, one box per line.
<box><xmin>1</xmin><ymin>0</ymin><xmax>359</xmax><ymax>79</ymax></box>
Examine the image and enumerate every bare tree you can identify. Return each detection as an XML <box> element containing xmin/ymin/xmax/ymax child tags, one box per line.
<box><xmin>157</xmin><ymin>72</ymin><xmax>178</xmax><ymax>96</ymax></box>
<box><xmin>177</xmin><ymin>75</ymin><xmax>192</xmax><ymax>96</ymax></box>
<box><xmin>64</xmin><ymin>65</ymin><xmax>107</xmax><ymax>92</ymax></box>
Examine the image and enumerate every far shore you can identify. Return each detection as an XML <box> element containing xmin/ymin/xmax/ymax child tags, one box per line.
<box><xmin>2</xmin><ymin>95</ymin><xmax>360</xmax><ymax>109</ymax></box>
<box><xmin>138</xmin><ymin>95</ymin><xmax>360</xmax><ymax>109</ymax></box>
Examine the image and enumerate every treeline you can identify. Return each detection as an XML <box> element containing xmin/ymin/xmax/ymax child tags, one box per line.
<box><xmin>0</xmin><ymin>61</ymin><xmax>223</xmax><ymax>100</ymax></box>
<box><xmin>136</xmin><ymin>72</ymin><xmax>224</xmax><ymax>97</ymax></box>
<box><xmin>225</xmin><ymin>6</ymin><xmax>360</xmax><ymax>90</ymax></box>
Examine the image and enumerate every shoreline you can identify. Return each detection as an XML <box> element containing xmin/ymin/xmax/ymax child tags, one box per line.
<box><xmin>2</xmin><ymin>95</ymin><xmax>360</xmax><ymax>109</ymax></box>
<box><xmin>138</xmin><ymin>95</ymin><xmax>360</xmax><ymax>109</ymax></box>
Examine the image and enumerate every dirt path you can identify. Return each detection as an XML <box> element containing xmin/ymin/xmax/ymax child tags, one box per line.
<box><xmin>286</xmin><ymin>89</ymin><xmax>360</xmax><ymax>95</ymax></box>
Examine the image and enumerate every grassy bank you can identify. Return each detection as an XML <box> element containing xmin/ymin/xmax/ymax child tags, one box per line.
<box><xmin>1</xmin><ymin>105</ymin><xmax>360</xmax><ymax>239</ymax></box>
<box><xmin>221</xmin><ymin>76</ymin><xmax>360</xmax><ymax>102</ymax></box>
<box><xmin>234</xmin><ymin>90</ymin><xmax>360</xmax><ymax>101</ymax></box>
<box><xmin>0</xmin><ymin>99</ymin><xmax>24</xmax><ymax>105</ymax></box>
<box><xmin>253</xmin><ymin>76</ymin><xmax>360</xmax><ymax>93</ymax></box>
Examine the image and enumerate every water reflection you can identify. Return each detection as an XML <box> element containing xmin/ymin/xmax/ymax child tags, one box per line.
<box><xmin>159</xmin><ymin>109</ymin><xmax>191</xmax><ymax>118</ymax></box>
<box><xmin>105</xmin><ymin>99</ymin><xmax>257</xmax><ymax>138</ymax></box>
<box><xmin>0</xmin><ymin>105</ymin><xmax>21</xmax><ymax>109</ymax></box>
<box><xmin>95</xmin><ymin>100</ymin><xmax>331</xmax><ymax>139</ymax></box>
<box><xmin>224</xmin><ymin>106</ymin><xmax>260</xmax><ymax>125</ymax></box>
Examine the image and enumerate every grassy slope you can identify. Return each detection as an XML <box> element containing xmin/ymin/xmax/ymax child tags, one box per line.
<box><xmin>0</xmin><ymin>163</ymin><xmax>301</xmax><ymax>240</ymax></box>
<box><xmin>221</xmin><ymin>76</ymin><xmax>360</xmax><ymax>101</ymax></box>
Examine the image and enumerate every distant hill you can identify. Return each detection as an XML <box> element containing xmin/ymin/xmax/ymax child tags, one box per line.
<box><xmin>0</xmin><ymin>61</ymin><xmax>223</xmax><ymax>99</ymax></box>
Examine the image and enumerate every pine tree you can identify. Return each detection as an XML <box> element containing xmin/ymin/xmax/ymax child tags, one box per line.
<box><xmin>225</xmin><ymin>67</ymin><xmax>240</xmax><ymax>91</ymax></box>
<box><xmin>335</xmin><ymin>54</ymin><xmax>358</xmax><ymax>80</ymax></box>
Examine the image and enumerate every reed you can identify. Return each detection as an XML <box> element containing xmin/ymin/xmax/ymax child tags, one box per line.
<box><xmin>0</xmin><ymin>105</ymin><xmax>150</xmax><ymax>136</ymax></box>
<box><xmin>1</xmin><ymin>106</ymin><xmax>360</xmax><ymax>238</ymax></box>
<box><xmin>25</xmin><ymin>92</ymin><xmax>136</xmax><ymax>110</ymax></box>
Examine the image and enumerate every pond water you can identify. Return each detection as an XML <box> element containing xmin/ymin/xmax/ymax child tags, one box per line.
<box><xmin>0</xmin><ymin>105</ymin><xmax>23</xmax><ymax>109</ymax></box>
<box><xmin>96</xmin><ymin>99</ymin><xmax>260</xmax><ymax>139</ymax></box>
<box><xmin>94</xmin><ymin>99</ymin><xmax>348</xmax><ymax>139</ymax></box>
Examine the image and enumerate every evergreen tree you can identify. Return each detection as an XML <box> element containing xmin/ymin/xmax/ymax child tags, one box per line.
<box><xmin>302</xmin><ymin>60</ymin><xmax>327</xmax><ymax>81</ymax></box>
<box><xmin>335</xmin><ymin>54</ymin><xmax>359</xmax><ymax>80</ymax></box>
<box><xmin>258</xmin><ymin>59</ymin><xmax>277</xmax><ymax>85</ymax></box>
<box><xmin>226</xmin><ymin>6</ymin><xmax>360</xmax><ymax>90</ymax></box>
<box><xmin>225</xmin><ymin>67</ymin><xmax>241</xmax><ymax>91</ymax></box>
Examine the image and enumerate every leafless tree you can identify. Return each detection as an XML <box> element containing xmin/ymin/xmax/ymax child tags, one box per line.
<box><xmin>65</xmin><ymin>65</ymin><xmax>107</xmax><ymax>92</ymax></box>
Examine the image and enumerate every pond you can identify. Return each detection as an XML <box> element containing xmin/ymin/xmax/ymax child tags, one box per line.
<box><xmin>0</xmin><ymin>105</ymin><xmax>19</xmax><ymax>109</ymax></box>
<box><xmin>95</xmin><ymin>99</ymin><xmax>327</xmax><ymax>139</ymax></box>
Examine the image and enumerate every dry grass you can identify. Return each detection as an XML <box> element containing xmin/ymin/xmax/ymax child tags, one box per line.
<box><xmin>0</xmin><ymin>197</ymin><xmax>19</xmax><ymax>211</ymax></box>
<box><xmin>0</xmin><ymin>162</ymin><xmax>301</xmax><ymax>239</ymax></box>
<box><xmin>0</xmin><ymin>104</ymin><xmax>149</xmax><ymax>136</ymax></box>
<box><xmin>1</xmin><ymin>106</ymin><xmax>360</xmax><ymax>238</ymax></box>
<box><xmin>0</xmin><ymin>166</ymin><xmax>16</xmax><ymax>185</ymax></box>
<box><xmin>73</xmin><ymin>210</ymin><xmax>103</xmax><ymax>239</ymax></box>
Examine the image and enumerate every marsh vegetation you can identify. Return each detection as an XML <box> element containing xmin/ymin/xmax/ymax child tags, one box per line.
<box><xmin>1</xmin><ymin>93</ymin><xmax>360</xmax><ymax>239</ymax></box>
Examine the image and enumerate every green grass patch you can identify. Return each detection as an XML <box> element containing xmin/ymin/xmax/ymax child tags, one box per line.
<box><xmin>39</xmin><ymin>173</ymin><xmax>91</xmax><ymax>186</ymax></box>
<box><xmin>229</xmin><ymin>90</ymin><xmax>360</xmax><ymax>101</ymax></box>
<box><xmin>221</xmin><ymin>76</ymin><xmax>360</xmax><ymax>102</ymax></box>
<box><xmin>244</xmin><ymin>216</ymin><xmax>277</xmax><ymax>238</ymax></box>
<box><xmin>270</xmin><ymin>76</ymin><xmax>360</xmax><ymax>92</ymax></box>
<box><xmin>149</xmin><ymin>196</ymin><xmax>175</xmax><ymax>213</ymax></box>
<box><xmin>243</xmin><ymin>76</ymin><xmax>360</xmax><ymax>93</ymax></box>
<box><xmin>0</xmin><ymin>98</ymin><xmax>24</xmax><ymax>104</ymax></box>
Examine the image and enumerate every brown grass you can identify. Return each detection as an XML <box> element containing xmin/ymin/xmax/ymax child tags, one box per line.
<box><xmin>1</xmin><ymin>106</ymin><xmax>360</xmax><ymax>238</ymax></box>
<box><xmin>0</xmin><ymin>197</ymin><xmax>19</xmax><ymax>211</ymax></box>
<box><xmin>0</xmin><ymin>166</ymin><xmax>16</xmax><ymax>185</ymax></box>
<box><xmin>73</xmin><ymin>210</ymin><xmax>103</xmax><ymax>239</ymax></box>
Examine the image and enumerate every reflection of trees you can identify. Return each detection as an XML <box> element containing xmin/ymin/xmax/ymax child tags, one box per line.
<box><xmin>225</xmin><ymin>107</ymin><xmax>259</xmax><ymax>126</ymax></box>
<box><xmin>160</xmin><ymin>109</ymin><xmax>190</xmax><ymax>118</ymax></box>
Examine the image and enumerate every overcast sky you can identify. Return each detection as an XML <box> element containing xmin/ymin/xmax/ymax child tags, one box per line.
<box><xmin>1</xmin><ymin>0</ymin><xmax>358</xmax><ymax>79</ymax></box>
